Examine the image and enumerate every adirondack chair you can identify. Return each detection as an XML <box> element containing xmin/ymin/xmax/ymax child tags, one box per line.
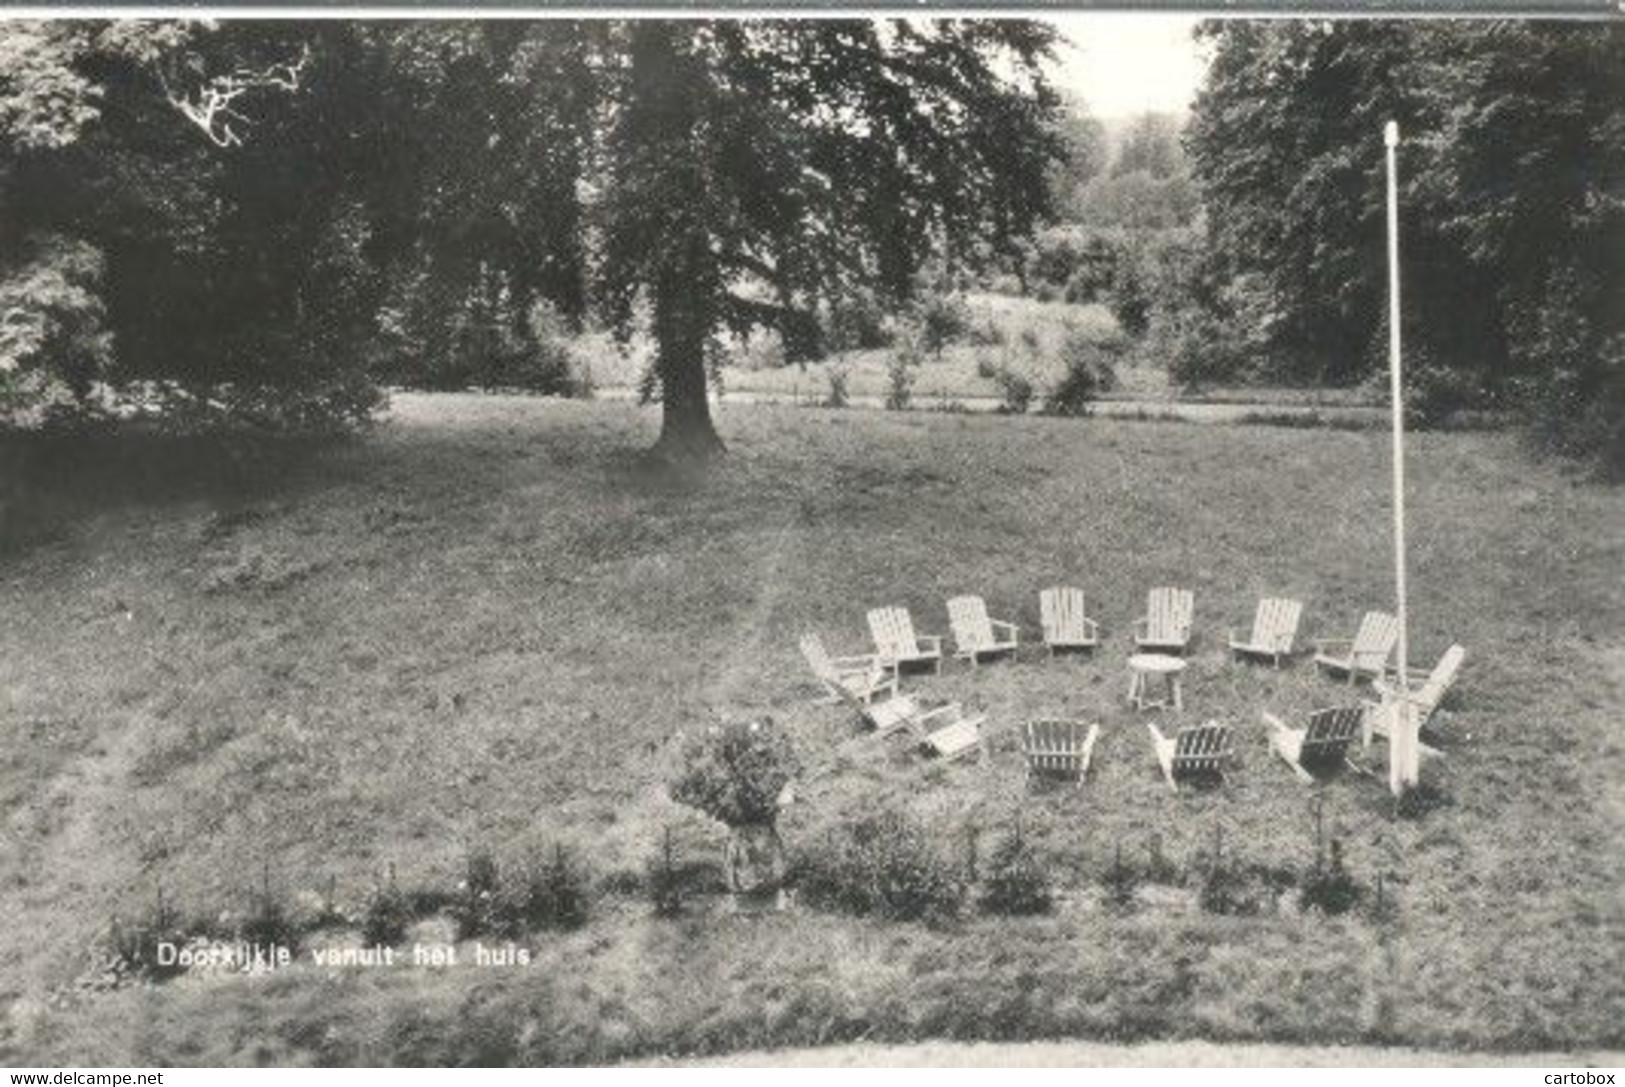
<box><xmin>1022</xmin><ymin>719</ymin><xmax>1101</xmax><ymax>788</ymax></box>
<box><xmin>1228</xmin><ymin>597</ymin><xmax>1304</xmax><ymax>667</ymax></box>
<box><xmin>799</xmin><ymin>634</ymin><xmax>897</xmax><ymax>705</ymax></box>
<box><xmin>827</xmin><ymin>674</ymin><xmax>926</xmax><ymax>738</ymax></box>
<box><xmin>1362</xmin><ymin>644</ymin><xmax>1466</xmax><ymax>749</ymax></box>
<box><xmin>1039</xmin><ymin>586</ymin><xmax>1099</xmax><ymax>655</ymax></box>
<box><xmin>1262</xmin><ymin>706</ymin><xmax>1363</xmax><ymax>783</ymax></box>
<box><xmin>1133</xmin><ymin>587</ymin><xmax>1194</xmax><ymax>654</ymax></box>
<box><xmin>912</xmin><ymin>702</ymin><xmax>987</xmax><ymax>762</ymax></box>
<box><xmin>867</xmin><ymin>606</ymin><xmax>944</xmax><ymax>674</ymax></box>
<box><xmin>1147</xmin><ymin>720</ymin><xmax>1232</xmax><ymax>792</ymax></box>
<box><xmin>1313</xmin><ymin>611</ymin><xmax>1399</xmax><ymax>683</ymax></box>
<box><xmin>947</xmin><ymin>595</ymin><xmax>1019</xmax><ymax>666</ymax></box>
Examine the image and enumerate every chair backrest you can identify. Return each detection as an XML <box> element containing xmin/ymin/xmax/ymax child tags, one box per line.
<box><xmin>798</xmin><ymin>634</ymin><xmax>835</xmax><ymax>682</ymax></box>
<box><xmin>1040</xmin><ymin>586</ymin><xmax>1087</xmax><ymax>643</ymax></box>
<box><xmin>1024</xmin><ymin>719</ymin><xmax>1086</xmax><ymax>772</ymax></box>
<box><xmin>867</xmin><ymin>606</ymin><xmax>918</xmax><ymax>660</ymax></box>
<box><xmin>1416</xmin><ymin>644</ymin><xmax>1467</xmax><ymax>711</ymax></box>
<box><xmin>947</xmin><ymin>595</ymin><xmax>994</xmax><ymax>651</ymax></box>
<box><xmin>1301</xmin><ymin>706</ymin><xmax>1363</xmax><ymax>760</ymax></box>
<box><xmin>1147</xmin><ymin>587</ymin><xmax>1194</xmax><ymax>642</ymax></box>
<box><xmin>1351</xmin><ymin>611</ymin><xmax>1400</xmax><ymax>671</ymax></box>
<box><xmin>1250</xmin><ymin>597</ymin><xmax>1303</xmax><ymax>653</ymax></box>
<box><xmin>1173</xmin><ymin>720</ymin><xmax>1232</xmax><ymax>773</ymax></box>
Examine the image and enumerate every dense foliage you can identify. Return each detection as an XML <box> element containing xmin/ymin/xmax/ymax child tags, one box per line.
<box><xmin>669</xmin><ymin>719</ymin><xmax>800</xmax><ymax>829</ymax></box>
<box><xmin>1188</xmin><ymin>20</ymin><xmax>1625</xmax><ymax>467</ymax></box>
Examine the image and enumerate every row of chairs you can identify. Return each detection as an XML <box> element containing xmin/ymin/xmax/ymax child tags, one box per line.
<box><xmin>824</xmin><ymin>586</ymin><xmax>1457</xmax><ymax>684</ymax></box>
<box><xmin>1024</xmin><ymin>709</ymin><xmax>1367</xmax><ymax>793</ymax></box>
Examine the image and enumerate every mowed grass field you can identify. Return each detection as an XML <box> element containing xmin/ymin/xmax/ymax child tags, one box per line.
<box><xmin>2</xmin><ymin>393</ymin><xmax>1622</xmax><ymax>1064</ymax></box>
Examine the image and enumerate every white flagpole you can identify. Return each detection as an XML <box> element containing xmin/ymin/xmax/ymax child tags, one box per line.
<box><xmin>1385</xmin><ymin>120</ymin><xmax>1417</xmax><ymax>796</ymax></box>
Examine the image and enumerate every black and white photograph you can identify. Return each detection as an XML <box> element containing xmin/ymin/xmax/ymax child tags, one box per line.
<box><xmin>0</xmin><ymin>9</ymin><xmax>1621</xmax><ymax>1070</ymax></box>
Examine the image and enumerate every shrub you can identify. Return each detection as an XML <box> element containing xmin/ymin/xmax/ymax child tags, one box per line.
<box><xmin>362</xmin><ymin>873</ymin><xmax>414</xmax><ymax>947</ymax></box>
<box><xmin>647</xmin><ymin>827</ymin><xmax>686</xmax><ymax>919</ymax></box>
<box><xmin>885</xmin><ymin>354</ymin><xmax>915</xmax><ymax>411</ymax></box>
<box><xmin>823</xmin><ymin>367</ymin><xmax>850</xmax><ymax>409</ymax></box>
<box><xmin>1108</xmin><ymin>256</ymin><xmax>1151</xmax><ymax>338</ymax></box>
<box><xmin>915</xmin><ymin>293</ymin><xmax>972</xmax><ymax>356</ymax></box>
<box><xmin>450</xmin><ymin>849</ymin><xmax>502</xmax><ymax>939</ymax></box>
<box><xmin>966</xmin><ymin>319</ymin><xmax>1006</xmax><ymax>347</ymax></box>
<box><xmin>978</xmin><ymin>825</ymin><xmax>1052</xmax><ymax>917</ymax></box>
<box><xmin>1019</xmin><ymin>328</ymin><xmax>1041</xmax><ymax>354</ymax></box>
<box><xmin>239</xmin><ymin>873</ymin><xmax>300</xmax><ymax>954</ymax></box>
<box><xmin>1159</xmin><ymin>308</ymin><xmax>1254</xmax><ymax>392</ymax></box>
<box><xmin>993</xmin><ymin>367</ymin><xmax>1034</xmax><ymax>414</ymax></box>
<box><xmin>109</xmin><ymin>891</ymin><xmax>193</xmax><ymax>982</ymax></box>
<box><xmin>511</xmin><ymin>844</ymin><xmax>591</xmax><ymax>932</ymax></box>
<box><xmin>1299</xmin><ymin>839</ymin><xmax>1363</xmax><ymax>916</ymax></box>
<box><xmin>1101</xmin><ymin>843</ymin><xmax>1140</xmax><ymax>912</ymax></box>
<box><xmin>796</xmin><ymin>810</ymin><xmax>965</xmax><ymax>924</ymax></box>
<box><xmin>1045</xmin><ymin>332</ymin><xmax>1119</xmax><ymax>416</ymax></box>
<box><xmin>670</xmin><ymin>719</ymin><xmax>800</xmax><ymax>830</ymax></box>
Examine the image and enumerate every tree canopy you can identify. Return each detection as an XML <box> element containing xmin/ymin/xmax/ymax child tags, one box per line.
<box><xmin>1187</xmin><ymin>20</ymin><xmax>1625</xmax><ymax>466</ymax></box>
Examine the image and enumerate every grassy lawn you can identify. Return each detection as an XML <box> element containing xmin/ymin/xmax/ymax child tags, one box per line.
<box><xmin>2</xmin><ymin>393</ymin><xmax>1621</xmax><ymax>1064</ymax></box>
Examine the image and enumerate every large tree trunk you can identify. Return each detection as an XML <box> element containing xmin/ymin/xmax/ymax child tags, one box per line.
<box><xmin>626</xmin><ymin>22</ymin><xmax>726</xmax><ymax>468</ymax></box>
<box><xmin>650</xmin><ymin>236</ymin><xmax>726</xmax><ymax>465</ymax></box>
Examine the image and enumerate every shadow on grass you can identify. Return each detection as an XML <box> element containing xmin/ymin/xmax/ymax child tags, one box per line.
<box><xmin>0</xmin><ymin>427</ymin><xmax>349</xmax><ymax>556</ymax></box>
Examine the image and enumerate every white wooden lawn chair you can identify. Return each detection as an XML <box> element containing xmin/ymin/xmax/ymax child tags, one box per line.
<box><xmin>1039</xmin><ymin>587</ymin><xmax>1099</xmax><ymax>655</ymax></box>
<box><xmin>1262</xmin><ymin>706</ymin><xmax>1364</xmax><ymax>783</ymax></box>
<box><xmin>912</xmin><ymin>702</ymin><xmax>987</xmax><ymax>762</ymax></box>
<box><xmin>827</xmin><ymin>673</ymin><xmax>927</xmax><ymax>738</ymax></box>
<box><xmin>867</xmin><ymin>606</ymin><xmax>944</xmax><ymax>674</ymax></box>
<box><xmin>947</xmin><ymin>595</ymin><xmax>1019</xmax><ymax>666</ymax></box>
<box><xmin>1023</xmin><ymin>719</ymin><xmax>1101</xmax><ymax>788</ymax></box>
<box><xmin>799</xmin><ymin>634</ymin><xmax>897</xmax><ymax>705</ymax></box>
<box><xmin>1313</xmin><ymin>611</ymin><xmax>1398</xmax><ymax>683</ymax></box>
<box><xmin>1228</xmin><ymin>597</ymin><xmax>1304</xmax><ymax>667</ymax></box>
<box><xmin>1133</xmin><ymin>587</ymin><xmax>1194</xmax><ymax>654</ymax></box>
<box><xmin>1362</xmin><ymin>644</ymin><xmax>1466</xmax><ymax>750</ymax></box>
<box><xmin>1147</xmin><ymin>720</ymin><xmax>1232</xmax><ymax>793</ymax></box>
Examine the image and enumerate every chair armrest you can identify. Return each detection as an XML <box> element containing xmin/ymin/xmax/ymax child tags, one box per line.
<box><xmin>1312</xmin><ymin>637</ymin><xmax>1352</xmax><ymax>653</ymax></box>
<box><xmin>1260</xmin><ymin>710</ymin><xmax>1287</xmax><ymax>734</ymax></box>
<box><xmin>830</xmin><ymin>652</ymin><xmax>881</xmax><ymax>668</ymax></box>
<box><xmin>917</xmin><ymin>634</ymin><xmax>944</xmax><ymax>652</ymax></box>
<box><xmin>991</xmin><ymin>619</ymin><xmax>1019</xmax><ymax>638</ymax></box>
<box><xmin>1080</xmin><ymin>617</ymin><xmax>1100</xmax><ymax>637</ymax></box>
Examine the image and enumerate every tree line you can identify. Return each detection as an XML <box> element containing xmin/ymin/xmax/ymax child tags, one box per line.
<box><xmin>1</xmin><ymin>19</ymin><xmax>1620</xmax><ymax>472</ymax></box>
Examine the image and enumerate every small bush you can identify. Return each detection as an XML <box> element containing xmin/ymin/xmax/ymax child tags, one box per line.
<box><xmin>110</xmin><ymin>893</ymin><xmax>194</xmax><ymax>981</ymax></box>
<box><xmin>362</xmin><ymin>874</ymin><xmax>414</xmax><ymax>947</ymax></box>
<box><xmin>1019</xmin><ymin>328</ymin><xmax>1041</xmax><ymax>353</ymax></box>
<box><xmin>993</xmin><ymin>368</ymin><xmax>1034</xmax><ymax>415</ymax></box>
<box><xmin>1101</xmin><ymin>843</ymin><xmax>1140</xmax><ymax>912</ymax></box>
<box><xmin>647</xmin><ymin>827</ymin><xmax>686</xmax><ymax>919</ymax></box>
<box><xmin>796</xmin><ymin>810</ymin><xmax>965</xmax><ymax>924</ymax></box>
<box><xmin>670</xmin><ymin>719</ymin><xmax>800</xmax><ymax>832</ymax></box>
<box><xmin>516</xmin><ymin>844</ymin><xmax>591</xmax><ymax>932</ymax></box>
<box><xmin>1160</xmin><ymin>308</ymin><xmax>1254</xmax><ymax>391</ymax></box>
<box><xmin>239</xmin><ymin>875</ymin><xmax>300</xmax><ymax>954</ymax></box>
<box><xmin>450</xmin><ymin>849</ymin><xmax>502</xmax><ymax>939</ymax></box>
<box><xmin>1299</xmin><ymin>840</ymin><xmax>1363</xmax><ymax>916</ymax></box>
<box><xmin>885</xmin><ymin>340</ymin><xmax>920</xmax><ymax>412</ymax></box>
<box><xmin>1045</xmin><ymin>332</ymin><xmax>1119</xmax><ymax>416</ymax></box>
<box><xmin>915</xmin><ymin>294</ymin><xmax>972</xmax><ymax>356</ymax></box>
<box><xmin>979</xmin><ymin>826</ymin><xmax>1052</xmax><ymax>917</ymax></box>
<box><xmin>966</xmin><ymin>319</ymin><xmax>1005</xmax><ymax>347</ymax></box>
<box><xmin>1108</xmin><ymin>258</ymin><xmax>1152</xmax><ymax>338</ymax></box>
<box><xmin>823</xmin><ymin>367</ymin><xmax>850</xmax><ymax>409</ymax></box>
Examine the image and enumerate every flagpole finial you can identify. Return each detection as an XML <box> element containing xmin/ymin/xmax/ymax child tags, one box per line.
<box><xmin>1385</xmin><ymin>121</ymin><xmax>1400</xmax><ymax>148</ymax></box>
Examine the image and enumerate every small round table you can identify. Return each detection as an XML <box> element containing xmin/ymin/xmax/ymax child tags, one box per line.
<box><xmin>1127</xmin><ymin>653</ymin><xmax>1186</xmax><ymax>711</ymax></box>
